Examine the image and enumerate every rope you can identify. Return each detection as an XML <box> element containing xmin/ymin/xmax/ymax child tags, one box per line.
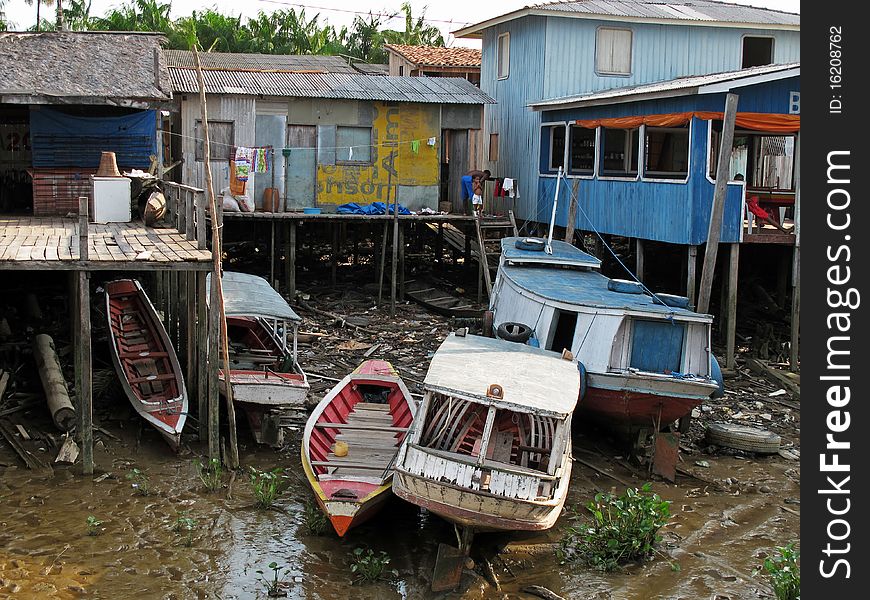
<box><xmin>556</xmin><ymin>170</ymin><xmax>676</xmax><ymax>319</ymax></box>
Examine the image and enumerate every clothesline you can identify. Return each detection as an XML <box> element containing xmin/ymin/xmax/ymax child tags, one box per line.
<box><xmin>157</xmin><ymin>129</ymin><xmax>438</xmax><ymax>153</ymax></box>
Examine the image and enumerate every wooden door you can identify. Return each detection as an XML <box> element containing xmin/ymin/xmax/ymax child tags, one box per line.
<box><xmin>285</xmin><ymin>125</ymin><xmax>317</xmax><ymax>209</ymax></box>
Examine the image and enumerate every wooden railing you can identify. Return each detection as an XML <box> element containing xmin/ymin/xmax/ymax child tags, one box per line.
<box><xmin>163</xmin><ymin>182</ymin><xmax>208</xmax><ymax>250</ymax></box>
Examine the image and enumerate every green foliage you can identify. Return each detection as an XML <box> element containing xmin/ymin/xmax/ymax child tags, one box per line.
<box><xmin>195</xmin><ymin>457</ymin><xmax>224</xmax><ymax>493</ymax></box>
<box><xmin>303</xmin><ymin>499</ymin><xmax>329</xmax><ymax>536</ymax></box>
<box><xmin>255</xmin><ymin>561</ymin><xmax>288</xmax><ymax>597</ymax></box>
<box><xmin>85</xmin><ymin>515</ymin><xmax>103</xmax><ymax>536</ymax></box>
<box><xmin>350</xmin><ymin>547</ymin><xmax>396</xmax><ymax>584</ymax></box>
<box><xmin>558</xmin><ymin>483</ymin><xmax>671</xmax><ymax>572</ymax></box>
<box><xmin>173</xmin><ymin>513</ymin><xmax>198</xmax><ymax>547</ymax></box>
<box><xmin>249</xmin><ymin>467</ymin><xmax>285</xmax><ymax>509</ymax></box>
<box><xmin>126</xmin><ymin>468</ymin><xmax>151</xmax><ymax>496</ymax></box>
<box><xmin>755</xmin><ymin>543</ymin><xmax>800</xmax><ymax>600</ymax></box>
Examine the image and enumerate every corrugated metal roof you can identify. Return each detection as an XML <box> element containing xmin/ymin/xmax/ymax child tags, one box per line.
<box><xmin>169</xmin><ymin>68</ymin><xmax>494</xmax><ymax>104</ymax></box>
<box><xmin>0</xmin><ymin>32</ymin><xmax>171</xmax><ymax>104</ymax></box>
<box><xmin>384</xmin><ymin>44</ymin><xmax>482</xmax><ymax>68</ymax></box>
<box><xmin>352</xmin><ymin>62</ymin><xmax>390</xmax><ymax>76</ymax></box>
<box><xmin>531</xmin><ymin>1</ymin><xmax>799</xmax><ymax>25</ymax></box>
<box><xmin>163</xmin><ymin>49</ymin><xmax>357</xmax><ymax>73</ymax></box>
<box><xmin>455</xmin><ymin>0</ymin><xmax>799</xmax><ymax>37</ymax></box>
<box><xmin>208</xmin><ymin>272</ymin><xmax>301</xmax><ymax>321</ymax></box>
<box><xmin>529</xmin><ymin>62</ymin><xmax>799</xmax><ymax>108</ymax></box>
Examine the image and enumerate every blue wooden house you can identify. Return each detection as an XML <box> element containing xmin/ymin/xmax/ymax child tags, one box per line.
<box><xmin>454</xmin><ymin>0</ymin><xmax>799</xmax><ymax>223</ymax></box>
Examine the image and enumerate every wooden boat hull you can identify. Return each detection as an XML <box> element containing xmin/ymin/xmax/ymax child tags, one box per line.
<box><xmin>404</xmin><ymin>279</ymin><xmax>482</xmax><ymax>319</ymax></box>
<box><xmin>105</xmin><ymin>279</ymin><xmax>187</xmax><ymax>451</ymax></box>
<box><xmin>580</xmin><ymin>371</ymin><xmax>719</xmax><ymax>427</ymax></box>
<box><xmin>219</xmin><ymin>370</ymin><xmax>309</xmax><ymax>406</ymax></box>
<box><xmin>302</xmin><ymin>360</ymin><xmax>415</xmax><ymax>537</ymax></box>
<box><xmin>394</xmin><ymin>444</ymin><xmax>572</xmax><ymax>532</ymax></box>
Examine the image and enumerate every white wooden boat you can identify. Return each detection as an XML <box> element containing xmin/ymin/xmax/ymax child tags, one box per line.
<box><xmin>489</xmin><ymin>237</ymin><xmax>723</xmax><ymax>431</ymax></box>
<box><xmin>209</xmin><ymin>272</ymin><xmax>309</xmax><ymax>445</ymax></box>
<box><xmin>394</xmin><ymin>332</ymin><xmax>580</xmax><ymax>532</ymax></box>
<box><xmin>105</xmin><ymin>279</ymin><xmax>187</xmax><ymax>451</ymax></box>
<box><xmin>301</xmin><ymin>360</ymin><xmax>415</xmax><ymax>536</ymax></box>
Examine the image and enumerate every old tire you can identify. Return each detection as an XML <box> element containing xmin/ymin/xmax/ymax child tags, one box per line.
<box><xmin>515</xmin><ymin>238</ymin><xmax>546</xmax><ymax>251</ymax></box>
<box><xmin>497</xmin><ymin>322</ymin><xmax>533</xmax><ymax>344</ymax></box>
<box><xmin>706</xmin><ymin>423</ymin><xmax>781</xmax><ymax>454</ymax></box>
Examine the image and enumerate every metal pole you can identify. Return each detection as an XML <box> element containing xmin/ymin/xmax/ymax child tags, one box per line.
<box><xmin>545</xmin><ymin>166</ymin><xmax>563</xmax><ymax>254</ymax></box>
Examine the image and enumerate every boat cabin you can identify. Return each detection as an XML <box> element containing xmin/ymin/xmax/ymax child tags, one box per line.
<box><xmin>492</xmin><ymin>237</ymin><xmax>714</xmax><ymax>382</ymax></box>
<box><xmin>395</xmin><ymin>333</ymin><xmax>579</xmax><ymax>530</ymax></box>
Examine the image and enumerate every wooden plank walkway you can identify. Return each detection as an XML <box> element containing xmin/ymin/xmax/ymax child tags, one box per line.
<box><xmin>0</xmin><ymin>217</ymin><xmax>212</xmax><ymax>270</ymax></box>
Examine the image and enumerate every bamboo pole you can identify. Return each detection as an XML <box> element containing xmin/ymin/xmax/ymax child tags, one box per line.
<box><xmin>194</xmin><ymin>47</ymin><xmax>239</xmax><ymax>470</ymax></box>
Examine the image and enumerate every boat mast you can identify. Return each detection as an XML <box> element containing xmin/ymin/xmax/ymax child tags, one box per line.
<box><xmin>545</xmin><ymin>166</ymin><xmax>563</xmax><ymax>254</ymax></box>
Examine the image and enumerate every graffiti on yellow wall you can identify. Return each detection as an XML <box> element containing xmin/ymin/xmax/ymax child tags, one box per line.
<box><xmin>316</xmin><ymin>102</ymin><xmax>439</xmax><ymax>205</ymax></box>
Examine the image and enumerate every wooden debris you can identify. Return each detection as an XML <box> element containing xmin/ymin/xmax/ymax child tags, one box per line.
<box><xmin>55</xmin><ymin>435</ymin><xmax>80</xmax><ymax>464</ymax></box>
<box><xmin>0</xmin><ymin>419</ymin><xmax>50</xmax><ymax>470</ymax></box>
<box><xmin>499</xmin><ymin>542</ymin><xmax>559</xmax><ymax>556</ymax></box>
<box><xmin>32</xmin><ymin>334</ymin><xmax>76</xmax><ymax>431</ymax></box>
<box><xmin>573</xmin><ymin>456</ymin><xmax>633</xmax><ymax>487</ymax></box>
<box><xmin>480</xmin><ymin>556</ymin><xmax>501</xmax><ymax>591</ymax></box>
<box><xmin>522</xmin><ymin>585</ymin><xmax>566</xmax><ymax>600</ymax></box>
<box><xmin>745</xmin><ymin>357</ymin><xmax>800</xmax><ymax>399</ymax></box>
<box><xmin>14</xmin><ymin>423</ymin><xmax>30</xmax><ymax>440</ymax></box>
<box><xmin>0</xmin><ymin>369</ymin><xmax>9</xmax><ymax>401</ymax></box>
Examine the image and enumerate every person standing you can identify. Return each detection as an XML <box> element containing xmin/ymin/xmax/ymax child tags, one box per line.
<box><xmin>461</xmin><ymin>169</ymin><xmax>490</xmax><ymax>217</ymax></box>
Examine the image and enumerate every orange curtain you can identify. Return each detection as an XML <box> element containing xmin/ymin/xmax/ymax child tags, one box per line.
<box><xmin>571</xmin><ymin>112</ymin><xmax>800</xmax><ymax>133</ymax></box>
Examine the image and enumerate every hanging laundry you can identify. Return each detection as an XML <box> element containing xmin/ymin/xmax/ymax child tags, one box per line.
<box><xmin>252</xmin><ymin>148</ymin><xmax>269</xmax><ymax>174</ymax></box>
<box><xmin>410</xmin><ymin>140</ymin><xmax>420</xmax><ymax>155</ymax></box>
<box><xmin>502</xmin><ymin>178</ymin><xmax>516</xmax><ymax>199</ymax></box>
<box><xmin>427</xmin><ymin>137</ymin><xmax>436</xmax><ymax>147</ymax></box>
<box><xmin>234</xmin><ymin>147</ymin><xmax>253</xmax><ymax>181</ymax></box>
<box><xmin>493</xmin><ymin>178</ymin><xmax>507</xmax><ymax>198</ymax></box>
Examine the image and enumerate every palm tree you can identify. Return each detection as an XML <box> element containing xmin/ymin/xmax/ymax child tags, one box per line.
<box><xmin>382</xmin><ymin>2</ymin><xmax>445</xmax><ymax>47</ymax></box>
<box><xmin>24</xmin><ymin>0</ymin><xmax>56</xmax><ymax>32</ymax></box>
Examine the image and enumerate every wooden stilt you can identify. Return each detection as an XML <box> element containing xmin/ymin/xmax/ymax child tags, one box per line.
<box><xmin>196</xmin><ymin>271</ymin><xmax>208</xmax><ymax>441</ymax></box>
<box><xmin>635</xmin><ymin>238</ymin><xmax>645</xmax><ymax>282</ymax></box>
<box><xmin>697</xmin><ymin>92</ymin><xmax>739</xmax><ymax>314</ymax></box>
<box><xmin>270</xmin><ymin>220</ymin><xmax>276</xmax><ymax>289</ymax></box>
<box><xmin>565</xmin><ymin>179</ymin><xmax>579</xmax><ymax>244</ymax></box>
<box><xmin>186</xmin><ymin>271</ymin><xmax>196</xmax><ymax>399</ymax></box>
<box><xmin>377</xmin><ymin>222</ymin><xmax>388</xmax><ymax>302</ymax></box>
<box><xmin>726</xmin><ymin>243</ymin><xmax>739</xmax><ymax>369</ymax></box>
<box><xmin>436</xmin><ymin>222</ymin><xmax>444</xmax><ymax>263</ymax></box>
<box><xmin>77</xmin><ymin>271</ymin><xmax>93</xmax><ymax>475</ymax></box>
<box><xmin>288</xmin><ymin>222</ymin><xmax>297</xmax><ymax>300</ymax></box>
<box><xmin>391</xmin><ymin>213</ymin><xmax>399</xmax><ymax>317</ymax></box>
<box><xmin>331</xmin><ymin>224</ymin><xmax>339</xmax><ymax>287</ymax></box>
<box><xmin>687</xmin><ymin>245</ymin><xmax>698</xmax><ymax>308</ymax></box>
<box><xmin>207</xmin><ymin>272</ymin><xmax>221</xmax><ymax>460</ymax></box>
<box><xmin>398</xmin><ymin>223</ymin><xmax>405</xmax><ymax>302</ymax></box>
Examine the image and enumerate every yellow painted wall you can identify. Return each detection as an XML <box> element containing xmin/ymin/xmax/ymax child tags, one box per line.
<box><xmin>316</xmin><ymin>102</ymin><xmax>440</xmax><ymax>205</ymax></box>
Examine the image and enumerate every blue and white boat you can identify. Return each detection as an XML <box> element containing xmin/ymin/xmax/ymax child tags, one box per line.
<box><xmin>489</xmin><ymin>237</ymin><xmax>723</xmax><ymax>430</ymax></box>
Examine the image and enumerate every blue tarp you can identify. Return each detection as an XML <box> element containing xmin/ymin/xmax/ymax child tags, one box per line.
<box><xmin>29</xmin><ymin>107</ymin><xmax>157</xmax><ymax>168</ymax></box>
<box><xmin>337</xmin><ymin>201</ymin><xmax>411</xmax><ymax>215</ymax></box>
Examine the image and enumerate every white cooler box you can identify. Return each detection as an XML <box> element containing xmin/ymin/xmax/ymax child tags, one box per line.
<box><xmin>91</xmin><ymin>176</ymin><xmax>132</xmax><ymax>223</ymax></box>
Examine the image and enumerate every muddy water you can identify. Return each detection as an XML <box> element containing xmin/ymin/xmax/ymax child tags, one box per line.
<box><xmin>0</xmin><ymin>416</ymin><xmax>798</xmax><ymax>600</ymax></box>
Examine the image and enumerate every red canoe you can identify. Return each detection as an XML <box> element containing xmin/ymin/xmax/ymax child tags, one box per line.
<box><xmin>302</xmin><ymin>360</ymin><xmax>415</xmax><ymax>536</ymax></box>
<box><xmin>105</xmin><ymin>279</ymin><xmax>187</xmax><ymax>450</ymax></box>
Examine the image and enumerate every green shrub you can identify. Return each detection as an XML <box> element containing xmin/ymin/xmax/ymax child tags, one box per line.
<box><xmin>195</xmin><ymin>457</ymin><xmax>224</xmax><ymax>493</ymax></box>
<box><xmin>249</xmin><ymin>467</ymin><xmax>285</xmax><ymax>509</ymax></box>
<box><xmin>256</xmin><ymin>561</ymin><xmax>288</xmax><ymax>597</ymax></box>
<box><xmin>558</xmin><ymin>483</ymin><xmax>671</xmax><ymax>571</ymax></box>
<box><xmin>756</xmin><ymin>543</ymin><xmax>800</xmax><ymax>600</ymax></box>
<box><xmin>125</xmin><ymin>468</ymin><xmax>151</xmax><ymax>496</ymax></box>
<box><xmin>86</xmin><ymin>515</ymin><xmax>103</xmax><ymax>536</ymax></box>
<box><xmin>303</xmin><ymin>499</ymin><xmax>329</xmax><ymax>536</ymax></box>
<box><xmin>350</xmin><ymin>547</ymin><xmax>396</xmax><ymax>584</ymax></box>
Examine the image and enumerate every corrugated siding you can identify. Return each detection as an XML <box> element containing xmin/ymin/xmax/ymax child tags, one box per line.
<box><xmin>481</xmin><ymin>16</ymin><xmax>548</xmax><ymax>221</ymax></box>
<box><xmin>542</xmin><ymin>18</ymin><xmax>800</xmax><ymax>100</ymax></box>
<box><xmin>181</xmin><ymin>96</ymin><xmax>256</xmax><ymax>194</ymax></box>
<box><xmin>536</xmin><ymin>117</ymin><xmax>742</xmax><ymax>245</ymax></box>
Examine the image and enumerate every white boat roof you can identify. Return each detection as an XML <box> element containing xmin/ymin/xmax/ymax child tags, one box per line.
<box><xmin>501</xmin><ymin>237</ymin><xmax>601</xmax><ymax>269</ymax></box>
<box><xmin>424</xmin><ymin>333</ymin><xmax>580</xmax><ymax>418</ymax></box>
<box><xmin>207</xmin><ymin>271</ymin><xmax>301</xmax><ymax>322</ymax></box>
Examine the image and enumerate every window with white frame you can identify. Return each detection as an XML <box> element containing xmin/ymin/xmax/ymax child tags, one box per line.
<box><xmin>497</xmin><ymin>33</ymin><xmax>510</xmax><ymax>79</ymax></box>
<box><xmin>569</xmin><ymin>126</ymin><xmax>596</xmax><ymax>175</ymax></box>
<box><xmin>548</xmin><ymin>125</ymin><xmax>566</xmax><ymax>171</ymax></box>
<box><xmin>600</xmin><ymin>127</ymin><xmax>639</xmax><ymax>177</ymax></box>
<box><xmin>336</xmin><ymin>126</ymin><xmax>372</xmax><ymax>164</ymax></box>
<box><xmin>596</xmin><ymin>27</ymin><xmax>632</xmax><ymax>75</ymax></box>
<box><xmin>644</xmin><ymin>125</ymin><xmax>689</xmax><ymax>179</ymax></box>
